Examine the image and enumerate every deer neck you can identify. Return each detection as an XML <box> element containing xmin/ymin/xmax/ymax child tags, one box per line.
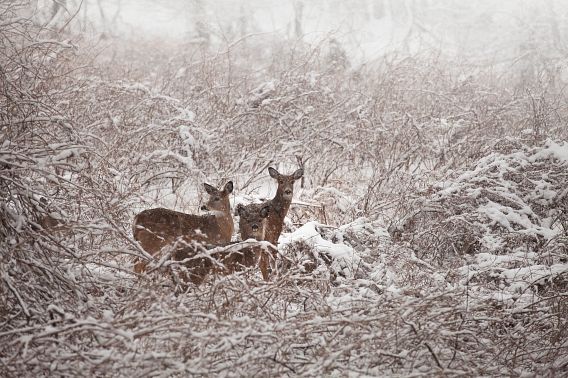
<box><xmin>270</xmin><ymin>190</ymin><xmax>292</xmax><ymax>220</ymax></box>
<box><xmin>211</xmin><ymin>209</ymin><xmax>234</xmax><ymax>241</ymax></box>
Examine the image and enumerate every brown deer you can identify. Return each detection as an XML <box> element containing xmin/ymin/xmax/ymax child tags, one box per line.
<box><xmin>264</xmin><ymin>167</ymin><xmax>304</xmax><ymax>244</ymax></box>
<box><xmin>171</xmin><ymin>203</ymin><xmax>274</xmax><ymax>286</ymax></box>
<box><xmin>132</xmin><ymin>181</ymin><xmax>234</xmax><ymax>273</ymax></box>
<box><xmin>239</xmin><ymin>166</ymin><xmax>303</xmax><ymax>279</ymax></box>
<box><xmin>236</xmin><ymin>203</ymin><xmax>270</xmax><ymax>242</ymax></box>
<box><xmin>170</xmin><ymin>240</ymin><xmax>277</xmax><ymax>287</ymax></box>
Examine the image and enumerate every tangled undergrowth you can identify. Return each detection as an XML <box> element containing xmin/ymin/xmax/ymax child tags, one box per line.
<box><xmin>1</xmin><ymin>1</ymin><xmax>567</xmax><ymax>376</ymax></box>
<box><xmin>399</xmin><ymin>140</ymin><xmax>568</xmax><ymax>264</ymax></box>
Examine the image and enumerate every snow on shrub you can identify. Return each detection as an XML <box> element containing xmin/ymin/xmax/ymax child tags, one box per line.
<box><xmin>279</xmin><ymin>217</ymin><xmax>403</xmax><ymax>285</ymax></box>
<box><xmin>397</xmin><ymin>140</ymin><xmax>568</xmax><ymax>294</ymax></box>
<box><xmin>3</xmin><ymin>2</ymin><xmax>568</xmax><ymax>374</ymax></box>
<box><xmin>280</xmin><ymin>221</ymin><xmax>358</xmax><ymax>280</ymax></box>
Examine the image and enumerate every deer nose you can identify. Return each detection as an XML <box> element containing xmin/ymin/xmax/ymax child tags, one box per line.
<box><xmin>285</xmin><ymin>189</ymin><xmax>292</xmax><ymax>195</ymax></box>
<box><xmin>252</xmin><ymin>224</ymin><xmax>259</xmax><ymax>231</ymax></box>
<box><xmin>200</xmin><ymin>205</ymin><xmax>209</xmax><ymax>211</ymax></box>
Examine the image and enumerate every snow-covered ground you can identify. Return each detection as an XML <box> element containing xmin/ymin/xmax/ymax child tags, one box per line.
<box><xmin>2</xmin><ymin>1</ymin><xmax>568</xmax><ymax>376</ymax></box>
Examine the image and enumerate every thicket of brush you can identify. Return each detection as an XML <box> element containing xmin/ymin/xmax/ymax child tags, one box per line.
<box><xmin>1</xmin><ymin>1</ymin><xmax>567</xmax><ymax>375</ymax></box>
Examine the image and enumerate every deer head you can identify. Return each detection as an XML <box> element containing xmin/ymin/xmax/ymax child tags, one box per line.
<box><xmin>236</xmin><ymin>203</ymin><xmax>270</xmax><ymax>241</ymax></box>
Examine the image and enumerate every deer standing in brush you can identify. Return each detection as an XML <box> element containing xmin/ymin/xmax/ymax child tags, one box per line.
<box><xmin>132</xmin><ymin>181</ymin><xmax>234</xmax><ymax>273</ymax></box>
<box><xmin>239</xmin><ymin>167</ymin><xmax>303</xmax><ymax>279</ymax></box>
<box><xmin>171</xmin><ymin>203</ymin><xmax>274</xmax><ymax>286</ymax></box>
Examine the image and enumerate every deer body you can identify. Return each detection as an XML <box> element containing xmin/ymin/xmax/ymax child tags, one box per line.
<box><xmin>170</xmin><ymin>202</ymin><xmax>273</xmax><ymax>286</ymax></box>
<box><xmin>263</xmin><ymin>167</ymin><xmax>303</xmax><ymax>245</ymax></box>
<box><xmin>133</xmin><ymin>181</ymin><xmax>234</xmax><ymax>273</ymax></box>
<box><xmin>171</xmin><ymin>240</ymin><xmax>276</xmax><ymax>286</ymax></box>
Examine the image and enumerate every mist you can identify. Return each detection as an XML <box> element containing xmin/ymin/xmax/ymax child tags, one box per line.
<box><xmin>36</xmin><ymin>0</ymin><xmax>568</xmax><ymax>73</ymax></box>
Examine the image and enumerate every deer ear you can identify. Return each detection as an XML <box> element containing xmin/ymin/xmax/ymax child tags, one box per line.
<box><xmin>224</xmin><ymin>181</ymin><xmax>233</xmax><ymax>194</ymax></box>
<box><xmin>268</xmin><ymin>167</ymin><xmax>279</xmax><ymax>179</ymax></box>
<box><xmin>260</xmin><ymin>205</ymin><xmax>270</xmax><ymax>218</ymax></box>
<box><xmin>236</xmin><ymin>204</ymin><xmax>246</xmax><ymax>217</ymax></box>
<box><xmin>293</xmin><ymin>168</ymin><xmax>304</xmax><ymax>180</ymax></box>
<box><xmin>203</xmin><ymin>183</ymin><xmax>216</xmax><ymax>195</ymax></box>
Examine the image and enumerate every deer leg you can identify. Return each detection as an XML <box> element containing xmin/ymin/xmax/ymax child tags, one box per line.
<box><xmin>259</xmin><ymin>252</ymin><xmax>270</xmax><ymax>281</ymax></box>
<box><xmin>269</xmin><ymin>249</ymin><xmax>278</xmax><ymax>277</ymax></box>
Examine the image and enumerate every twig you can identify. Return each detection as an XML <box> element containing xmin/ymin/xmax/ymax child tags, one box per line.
<box><xmin>2</xmin><ymin>272</ymin><xmax>31</xmax><ymax>320</ymax></box>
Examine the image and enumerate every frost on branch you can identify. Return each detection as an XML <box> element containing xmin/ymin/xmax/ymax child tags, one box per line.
<box><xmin>2</xmin><ymin>1</ymin><xmax>568</xmax><ymax>375</ymax></box>
<box><xmin>397</xmin><ymin>140</ymin><xmax>568</xmax><ymax>294</ymax></box>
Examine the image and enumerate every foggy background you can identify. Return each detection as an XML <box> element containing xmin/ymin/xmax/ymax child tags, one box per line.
<box><xmin>32</xmin><ymin>0</ymin><xmax>568</xmax><ymax>81</ymax></box>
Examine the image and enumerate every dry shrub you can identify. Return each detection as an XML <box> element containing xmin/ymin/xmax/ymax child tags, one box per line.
<box><xmin>396</xmin><ymin>140</ymin><xmax>568</xmax><ymax>267</ymax></box>
<box><xmin>279</xmin><ymin>239</ymin><xmax>336</xmax><ymax>279</ymax></box>
<box><xmin>2</xmin><ymin>1</ymin><xmax>568</xmax><ymax>376</ymax></box>
<box><xmin>12</xmin><ymin>272</ymin><xmax>560</xmax><ymax>377</ymax></box>
<box><xmin>0</xmin><ymin>4</ymin><xmax>140</xmax><ymax>374</ymax></box>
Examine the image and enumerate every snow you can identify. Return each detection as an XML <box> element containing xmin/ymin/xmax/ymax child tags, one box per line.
<box><xmin>279</xmin><ymin>221</ymin><xmax>367</xmax><ymax>280</ymax></box>
<box><xmin>474</xmin><ymin>251</ymin><xmax>537</xmax><ymax>269</ymax></box>
<box><xmin>477</xmin><ymin>201</ymin><xmax>558</xmax><ymax>239</ymax></box>
<box><xmin>175</xmin><ymin>108</ymin><xmax>196</xmax><ymax>122</ymax></box>
<box><xmin>501</xmin><ymin>264</ymin><xmax>568</xmax><ymax>286</ymax></box>
<box><xmin>179</xmin><ymin>126</ymin><xmax>196</xmax><ymax>148</ymax></box>
<box><xmin>458</xmin><ymin>249</ymin><xmax>568</xmax><ymax>298</ymax></box>
<box><xmin>281</xmin><ymin>221</ymin><xmax>354</xmax><ymax>260</ymax></box>
<box><xmin>81</xmin><ymin>262</ymin><xmax>133</xmax><ymax>280</ymax></box>
<box><xmin>529</xmin><ymin>140</ymin><xmax>568</xmax><ymax>163</ymax></box>
<box><xmin>52</xmin><ymin>148</ymin><xmax>84</xmax><ymax>162</ymax></box>
<box><xmin>479</xmin><ymin>233</ymin><xmax>505</xmax><ymax>251</ymax></box>
<box><xmin>5</xmin><ymin>5</ymin><xmax>568</xmax><ymax>374</ymax></box>
<box><xmin>121</xmin><ymin>82</ymin><xmax>150</xmax><ymax>93</ymax></box>
<box><xmin>146</xmin><ymin>149</ymin><xmax>194</xmax><ymax>169</ymax></box>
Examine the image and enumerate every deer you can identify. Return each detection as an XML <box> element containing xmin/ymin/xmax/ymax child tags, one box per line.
<box><xmin>171</xmin><ymin>203</ymin><xmax>275</xmax><ymax>286</ymax></box>
<box><xmin>236</xmin><ymin>202</ymin><xmax>270</xmax><ymax>242</ymax></box>
<box><xmin>239</xmin><ymin>166</ymin><xmax>303</xmax><ymax>280</ymax></box>
<box><xmin>132</xmin><ymin>181</ymin><xmax>234</xmax><ymax>274</ymax></box>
